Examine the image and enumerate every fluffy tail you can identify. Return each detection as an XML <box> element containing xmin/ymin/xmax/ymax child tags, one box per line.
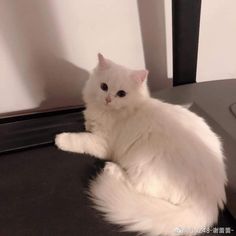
<box><xmin>89</xmin><ymin>164</ymin><xmax>219</xmax><ymax>236</ymax></box>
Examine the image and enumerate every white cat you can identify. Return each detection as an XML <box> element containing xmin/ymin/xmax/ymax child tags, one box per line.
<box><xmin>55</xmin><ymin>54</ymin><xmax>227</xmax><ymax>236</ymax></box>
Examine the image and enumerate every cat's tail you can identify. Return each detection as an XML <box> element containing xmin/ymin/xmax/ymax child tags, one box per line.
<box><xmin>89</xmin><ymin>163</ymin><xmax>220</xmax><ymax>236</ymax></box>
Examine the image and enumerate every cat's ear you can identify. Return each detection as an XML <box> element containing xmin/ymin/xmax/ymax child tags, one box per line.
<box><xmin>131</xmin><ymin>70</ymin><xmax>148</xmax><ymax>84</ymax></box>
<box><xmin>97</xmin><ymin>53</ymin><xmax>109</xmax><ymax>69</ymax></box>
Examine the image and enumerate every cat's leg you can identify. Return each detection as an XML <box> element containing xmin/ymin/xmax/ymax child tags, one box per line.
<box><xmin>55</xmin><ymin>132</ymin><xmax>108</xmax><ymax>159</ymax></box>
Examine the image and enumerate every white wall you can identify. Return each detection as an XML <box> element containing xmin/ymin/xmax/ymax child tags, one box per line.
<box><xmin>55</xmin><ymin>1</ymin><xmax>145</xmax><ymax>70</ymax></box>
<box><xmin>0</xmin><ymin>0</ymin><xmax>173</xmax><ymax>115</ymax></box>
<box><xmin>197</xmin><ymin>0</ymin><xmax>236</xmax><ymax>82</ymax></box>
<box><xmin>0</xmin><ymin>34</ymin><xmax>39</xmax><ymax>112</ymax></box>
<box><xmin>0</xmin><ymin>0</ymin><xmax>146</xmax><ymax>114</ymax></box>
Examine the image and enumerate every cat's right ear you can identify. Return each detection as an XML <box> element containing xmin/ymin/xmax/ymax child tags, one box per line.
<box><xmin>130</xmin><ymin>70</ymin><xmax>149</xmax><ymax>84</ymax></box>
<box><xmin>97</xmin><ymin>53</ymin><xmax>109</xmax><ymax>69</ymax></box>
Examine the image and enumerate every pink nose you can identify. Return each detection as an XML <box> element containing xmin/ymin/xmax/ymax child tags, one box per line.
<box><xmin>105</xmin><ymin>96</ymin><xmax>111</xmax><ymax>104</ymax></box>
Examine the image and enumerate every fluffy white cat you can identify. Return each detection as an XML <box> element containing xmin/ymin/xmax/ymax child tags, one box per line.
<box><xmin>55</xmin><ymin>54</ymin><xmax>227</xmax><ymax>236</ymax></box>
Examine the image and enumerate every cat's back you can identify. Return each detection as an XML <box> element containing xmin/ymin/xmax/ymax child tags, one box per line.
<box><xmin>139</xmin><ymin>98</ymin><xmax>223</xmax><ymax>159</ymax></box>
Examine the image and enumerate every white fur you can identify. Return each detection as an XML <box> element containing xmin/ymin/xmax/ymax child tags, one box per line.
<box><xmin>55</xmin><ymin>55</ymin><xmax>227</xmax><ymax>236</ymax></box>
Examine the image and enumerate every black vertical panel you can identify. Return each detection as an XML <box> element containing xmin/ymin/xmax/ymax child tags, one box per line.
<box><xmin>172</xmin><ymin>0</ymin><xmax>202</xmax><ymax>86</ymax></box>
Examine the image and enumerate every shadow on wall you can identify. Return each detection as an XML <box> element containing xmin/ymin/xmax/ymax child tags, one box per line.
<box><xmin>137</xmin><ymin>0</ymin><xmax>172</xmax><ymax>91</ymax></box>
<box><xmin>0</xmin><ymin>0</ymin><xmax>88</xmax><ymax>113</ymax></box>
<box><xmin>38</xmin><ymin>57</ymin><xmax>89</xmax><ymax>109</ymax></box>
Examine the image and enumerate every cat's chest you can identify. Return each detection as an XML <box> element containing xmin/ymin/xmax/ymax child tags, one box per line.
<box><xmin>84</xmin><ymin>107</ymin><xmax>150</xmax><ymax>160</ymax></box>
<box><xmin>84</xmin><ymin>108</ymin><xmax>136</xmax><ymax>144</ymax></box>
<box><xmin>84</xmin><ymin>108</ymin><xmax>117</xmax><ymax>136</ymax></box>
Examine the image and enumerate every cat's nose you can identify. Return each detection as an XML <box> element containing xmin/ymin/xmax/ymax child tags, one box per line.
<box><xmin>105</xmin><ymin>96</ymin><xmax>112</xmax><ymax>104</ymax></box>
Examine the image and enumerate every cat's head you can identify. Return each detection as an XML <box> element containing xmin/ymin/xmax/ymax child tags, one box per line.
<box><xmin>83</xmin><ymin>53</ymin><xmax>149</xmax><ymax>110</ymax></box>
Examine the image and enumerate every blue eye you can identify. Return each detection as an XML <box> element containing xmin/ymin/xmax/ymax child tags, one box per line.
<box><xmin>116</xmin><ymin>90</ymin><xmax>126</xmax><ymax>97</ymax></box>
<box><xmin>100</xmin><ymin>83</ymin><xmax>108</xmax><ymax>91</ymax></box>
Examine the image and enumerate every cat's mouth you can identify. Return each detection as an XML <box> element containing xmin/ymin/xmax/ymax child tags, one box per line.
<box><xmin>104</xmin><ymin>101</ymin><xmax>112</xmax><ymax>107</ymax></box>
<box><xmin>105</xmin><ymin>101</ymin><xmax>111</xmax><ymax>105</ymax></box>
<box><xmin>105</xmin><ymin>96</ymin><xmax>112</xmax><ymax>105</ymax></box>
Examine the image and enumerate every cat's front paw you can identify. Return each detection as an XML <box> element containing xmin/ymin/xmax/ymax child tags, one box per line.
<box><xmin>55</xmin><ymin>133</ymin><xmax>72</xmax><ymax>152</ymax></box>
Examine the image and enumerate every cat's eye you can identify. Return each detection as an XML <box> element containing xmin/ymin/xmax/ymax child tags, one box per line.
<box><xmin>100</xmin><ymin>83</ymin><xmax>108</xmax><ymax>91</ymax></box>
<box><xmin>116</xmin><ymin>90</ymin><xmax>126</xmax><ymax>97</ymax></box>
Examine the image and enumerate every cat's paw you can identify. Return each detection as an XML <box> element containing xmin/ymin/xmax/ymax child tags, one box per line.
<box><xmin>55</xmin><ymin>133</ymin><xmax>72</xmax><ymax>152</ymax></box>
<box><xmin>104</xmin><ymin>162</ymin><xmax>125</xmax><ymax>181</ymax></box>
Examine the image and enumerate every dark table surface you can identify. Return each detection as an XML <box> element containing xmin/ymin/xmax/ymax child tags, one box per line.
<box><xmin>0</xmin><ymin>80</ymin><xmax>236</xmax><ymax>236</ymax></box>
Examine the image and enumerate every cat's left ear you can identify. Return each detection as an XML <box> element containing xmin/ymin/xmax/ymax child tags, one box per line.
<box><xmin>97</xmin><ymin>53</ymin><xmax>109</xmax><ymax>69</ymax></box>
<box><xmin>131</xmin><ymin>70</ymin><xmax>149</xmax><ymax>84</ymax></box>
